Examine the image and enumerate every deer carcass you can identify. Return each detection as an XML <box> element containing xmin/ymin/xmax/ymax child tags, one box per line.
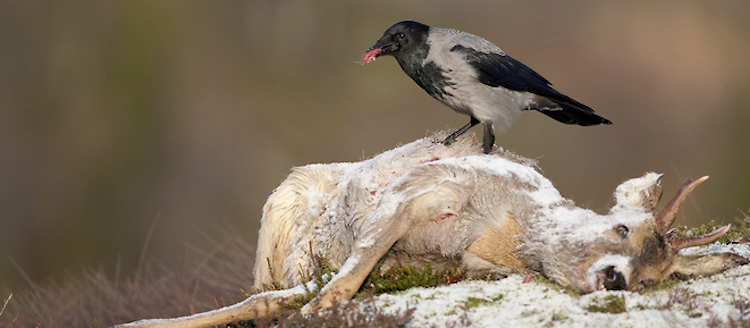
<box><xmin>114</xmin><ymin>131</ymin><xmax>747</xmax><ymax>328</ymax></box>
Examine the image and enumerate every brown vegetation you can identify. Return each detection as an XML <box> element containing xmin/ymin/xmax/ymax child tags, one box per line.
<box><xmin>0</xmin><ymin>231</ymin><xmax>254</xmax><ymax>328</ymax></box>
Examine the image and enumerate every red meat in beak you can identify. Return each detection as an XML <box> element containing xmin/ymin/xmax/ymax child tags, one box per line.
<box><xmin>361</xmin><ymin>48</ymin><xmax>382</xmax><ymax>65</ymax></box>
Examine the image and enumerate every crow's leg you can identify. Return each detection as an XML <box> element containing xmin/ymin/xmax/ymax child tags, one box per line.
<box><xmin>442</xmin><ymin>117</ymin><xmax>480</xmax><ymax>146</ymax></box>
<box><xmin>482</xmin><ymin>123</ymin><xmax>495</xmax><ymax>154</ymax></box>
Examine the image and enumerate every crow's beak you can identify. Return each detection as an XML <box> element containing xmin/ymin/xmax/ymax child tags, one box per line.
<box><xmin>360</xmin><ymin>40</ymin><xmax>398</xmax><ymax>65</ymax></box>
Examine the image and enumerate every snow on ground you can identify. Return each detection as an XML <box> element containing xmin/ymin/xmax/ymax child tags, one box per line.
<box><xmin>368</xmin><ymin>244</ymin><xmax>750</xmax><ymax>328</ymax></box>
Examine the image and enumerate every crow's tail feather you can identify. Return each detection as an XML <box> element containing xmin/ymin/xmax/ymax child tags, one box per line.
<box><xmin>536</xmin><ymin>94</ymin><xmax>612</xmax><ymax>126</ymax></box>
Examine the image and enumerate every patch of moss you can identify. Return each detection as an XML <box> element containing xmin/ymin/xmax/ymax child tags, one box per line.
<box><xmin>460</xmin><ymin>294</ymin><xmax>503</xmax><ymax>310</ymax></box>
<box><xmin>359</xmin><ymin>262</ymin><xmax>467</xmax><ymax>295</ymax></box>
<box><xmin>461</xmin><ymin>297</ymin><xmax>490</xmax><ymax>310</ymax></box>
<box><xmin>632</xmin><ymin>303</ymin><xmax>648</xmax><ymax>311</ymax></box>
<box><xmin>550</xmin><ymin>311</ymin><xmax>569</xmax><ymax>322</ymax></box>
<box><xmin>586</xmin><ymin>294</ymin><xmax>627</xmax><ymax>314</ymax></box>
<box><xmin>284</xmin><ymin>291</ymin><xmax>316</xmax><ymax>311</ymax></box>
<box><xmin>672</xmin><ymin>214</ymin><xmax>750</xmax><ymax>244</ymax></box>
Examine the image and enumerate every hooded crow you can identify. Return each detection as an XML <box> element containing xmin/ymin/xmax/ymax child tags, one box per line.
<box><xmin>361</xmin><ymin>21</ymin><xmax>612</xmax><ymax>153</ymax></box>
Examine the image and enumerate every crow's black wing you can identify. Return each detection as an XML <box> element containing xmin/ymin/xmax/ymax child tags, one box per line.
<box><xmin>450</xmin><ymin>45</ymin><xmax>611</xmax><ymax>125</ymax></box>
<box><xmin>450</xmin><ymin>45</ymin><xmax>553</xmax><ymax>93</ymax></box>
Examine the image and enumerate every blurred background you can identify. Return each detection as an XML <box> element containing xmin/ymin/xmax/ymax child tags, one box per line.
<box><xmin>1</xmin><ymin>1</ymin><xmax>749</xmax><ymax>293</ymax></box>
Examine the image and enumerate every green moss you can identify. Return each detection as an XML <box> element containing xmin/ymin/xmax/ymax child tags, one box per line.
<box><xmin>672</xmin><ymin>215</ymin><xmax>750</xmax><ymax>244</ymax></box>
<box><xmin>284</xmin><ymin>293</ymin><xmax>316</xmax><ymax>311</ymax></box>
<box><xmin>586</xmin><ymin>294</ymin><xmax>627</xmax><ymax>314</ymax></box>
<box><xmin>459</xmin><ymin>294</ymin><xmax>503</xmax><ymax>310</ymax></box>
<box><xmin>551</xmin><ymin>311</ymin><xmax>569</xmax><ymax>322</ymax></box>
<box><xmin>359</xmin><ymin>262</ymin><xmax>467</xmax><ymax>295</ymax></box>
<box><xmin>461</xmin><ymin>297</ymin><xmax>490</xmax><ymax>309</ymax></box>
<box><xmin>632</xmin><ymin>303</ymin><xmax>648</xmax><ymax>311</ymax></box>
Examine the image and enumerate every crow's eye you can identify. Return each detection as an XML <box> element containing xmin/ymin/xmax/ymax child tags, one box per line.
<box><xmin>615</xmin><ymin>224</ymin><xmax>629</xmax><ymax>238</ymax></box>
<box><xmin>394</xmin><ymin>32</ymin><xmax>405</xmax><ymax>40</ymax></box>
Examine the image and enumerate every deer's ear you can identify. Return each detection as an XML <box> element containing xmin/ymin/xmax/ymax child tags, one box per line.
<box><xmin>613</xmin><ymin>172</ymin><xmax>663</xmax><ymax>211</ymax></box>
<box><xmin>667</xmin><ymin>253</ymin><xmax>748</xmax><ymax>280</ymax></box>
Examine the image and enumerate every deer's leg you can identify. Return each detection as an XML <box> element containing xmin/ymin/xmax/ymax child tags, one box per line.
<box><xmin>300</xmin><ymin>207</ymin><xmax>411</xmax><ymax>315</ymax></box>
<box><xmin>112</xmin><ymin>284</ymin><xmax>312</xmax><ymax>328</ymax></box>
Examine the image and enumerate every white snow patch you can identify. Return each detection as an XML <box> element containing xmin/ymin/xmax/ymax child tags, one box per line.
<box><xmin>365</xmin><ymin>243</ymin><xmax>750</xmax><ymax>327</ymax></box>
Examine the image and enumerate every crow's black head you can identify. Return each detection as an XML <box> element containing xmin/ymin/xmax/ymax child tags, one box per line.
<box><xmin>361</xmin><ymin>21</ymin><xmax>429</xmax><ymax>64</ymax></box>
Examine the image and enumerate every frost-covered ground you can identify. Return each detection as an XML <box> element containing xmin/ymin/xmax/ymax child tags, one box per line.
<box><xmin>368</xmin><ymin>244</ymin><xmax>750</xmax><ymax>328</ymax></box>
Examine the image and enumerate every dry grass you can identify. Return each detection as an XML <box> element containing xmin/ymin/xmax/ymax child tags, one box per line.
<box><xmin>0</xmin><ymin>226</ymin><xmax>419</xmax><ymax>328</ymax></box>
<box><xmin>0</xmin><ymin>230</ymin><xmax>255</xmax><ymax>328</ymax></box>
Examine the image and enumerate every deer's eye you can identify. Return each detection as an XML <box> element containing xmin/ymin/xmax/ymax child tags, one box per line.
<box><xmin>615</xmin><ymin>224</ymin><xmax>629</xmax><ymax>238</ymax></box>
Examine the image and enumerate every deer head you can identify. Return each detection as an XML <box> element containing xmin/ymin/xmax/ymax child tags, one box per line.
<box><xmin>520</xmin><ymin>173</ymin><xmax>748</xmax><ymax>293</ymax></box>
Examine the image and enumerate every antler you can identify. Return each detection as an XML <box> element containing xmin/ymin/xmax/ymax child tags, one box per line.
<box><xmin>654</xmin><ymin>176</ymin><xmax>709</xmax><ymax>233</ymax></box>
<box><xmin>656</xmin><ymin>176</ymin><xmax>733</xmax><ymax>253</ymax></box>
<box><xmin>668</xmin><ymin>225</ymin><xmax>731</xmax><ymax>252</ymax></box>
